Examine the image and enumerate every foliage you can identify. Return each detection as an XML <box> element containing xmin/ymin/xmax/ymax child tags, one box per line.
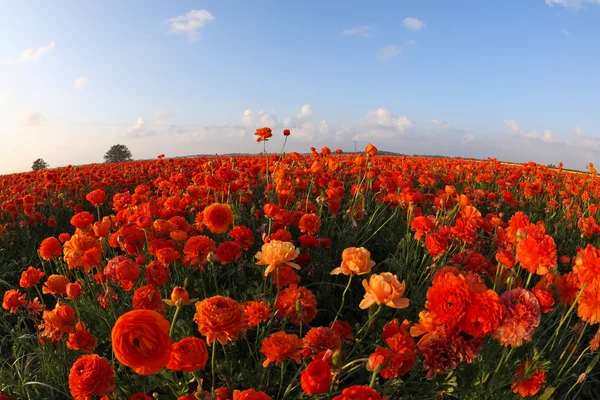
<box><xmin>32</xmin><ymin>158</ymin><xmax>49</xmax><ymax>171</ymax></box>
<box><xmin>104</xmin><ymin>144</ymin><xmax>133</xmax><ymax>164</ymax></box>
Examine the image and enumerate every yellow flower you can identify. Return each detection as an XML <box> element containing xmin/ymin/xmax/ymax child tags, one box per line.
<box><xmin>331</xmin><ymin>247</ymin><xmax>375</xmax><ymax>276</ymax></box>
<box><xmin>255</xmin><ymin>240</ymin><xmax>300</xmax><ymax>276</ymax></box>
<box><xmin>359</xmin><ymin>272</ymin><xmax>409</xmax><ymax>309</ymax></box>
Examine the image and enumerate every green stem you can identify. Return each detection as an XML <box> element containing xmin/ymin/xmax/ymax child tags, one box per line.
<box><xmin>332</xmin><ymin>274</ymin><xmax>353</xmax><ymax>325</ymax></box>
<box><xmin>169</xmin><ymin>306</ymin><xmax>182</xmax><ymax>337</ymax></box>
<box><xmin>211</xmin><ymin>342</ymin><xmax>218</xmax><ymax>398</ymax></box>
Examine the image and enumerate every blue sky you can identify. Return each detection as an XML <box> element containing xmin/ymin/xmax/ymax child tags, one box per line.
<box><xmin>1</xmin><ymin>0</ymin><xmax>599</xmax><ymax>174</ymax></box>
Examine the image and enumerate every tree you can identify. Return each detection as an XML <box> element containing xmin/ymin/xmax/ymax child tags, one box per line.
<box><xmin>32</xmin><ymin>158</ymin><xmax>49</xmax><ymax>171</ymax></box>
<box><xmin>104</xmin><ymin>144</ymin><xmax>133</xmax><ymax>163</ymax></box>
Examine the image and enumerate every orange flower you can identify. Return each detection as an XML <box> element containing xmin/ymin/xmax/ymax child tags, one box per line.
<box><xmin>425</xmin><ymin>269</ymin><xmax>471</xmax><ymax>326</ymax></box>
<box><xmin>67</xmin><ymin>322</ymin><xmax>97</xmax><ymax>353</ymax></box>
<box><xmin>170</xmin><ymin>287</ymin><xmax>190</xmax><ymax>305</ymax></box>
<box><xmin>85</xmin><ymin>188</ymin><xmax>108</xmax><ymax>206</ymax></box>
<box><xmin>260</xmin><ymin>331</ymin><xmax>303</xmax><ymax>367</ymax></box>
<box><xmin>459</xmin><ymin>289</ymin><xmax>504</xmax><ymax>338</ymax></box>
<box><xmin>303</xmin><ymin>327</ymin><xmax>341</xmax><ymax>358</ymax></box>
<box><xmin>368</xmin><ymin>319</ymin><xmax>416</xmax><ymax>379</ymax></box>
<box><xmin>166</xmin><ymin>337</ymin><xmax>209</xmax><ymax>372</ymax></box>
<box><xmin>203</xmin><ymin>203</ymin><xmax>234</xmax><ymax>234</ymax></box>
<box><xmin>70</xmin><ymin>211</ymin><xmax>95</xmax><ymax>229</ymax></box>
<box><xmin>233</xmin><ymin>388</ymin><xmax>273</xmax><ymax>400</ymax></box>
<box><xmin>511</xmin><ymin>361</ymin><xmax>546</xmax><ymax>398</ymax></box>
<box><xmin>332</xmin><ymin>386</ymin><xmax>382</xmax><ymax>400</ymax></box>
<box><xmin>183</xmin><ymin>235</ymin><xmax>216</xmax><ymax>267</ymax></box>
<box><xmin>132</xmin><ymin>285</ymin><xmax>166</xmax><ymax>315</ymax></box>
<box><xmin>194</xmin><ymin>296</ymin><xmax>246</xmax><ymax>345</ymax></box>
<box><xmin>111</xmin><ymin>310</ymin><xmax>172</xmax><ymax>375</ymax></box>
<box><xmin>276</xmin><ymin>284</ymin><xmax>318</xmax><ymax>326</ymax></box>
<box><xmin>255</xmin><ymin>240</ymin><xmax>300</xmax><ymax>276</ymax></box>
<box><xmin>93</xmin><ymin>217</ymin><xmax>112</xmax><ymax>238</ymax></box>
<box><xmin>38</xmin><ymin>304</ymin><xmax>76</xmax><ymax>342</ymax></box>
<box><xmin>39</xmin><ymin>237</ymin><xmax>62</xmax><ymax>260</ymax></box>
<box><xmin>68</xmin><ymin>354</ymin><xmax>116</xmax><ymax>400</ymax></box>
<box><xmin>42</xmin><ymin>274</ymin><xmax>70</xmax><ymax>295</ymax></box>
<box><xmin>2</xmin><ymin>289</ymin><xmax>27</xmax><ymax>313</ymax></box>
<box><xmin>63</xmin><ymin>233</ymin><xmax>103</xmax><ymax>272</ymax></box>
<box><xmin>254</xmin><ymin>127</ymin><xmax>273</xmax><ymax>142</ymax></box>
<box><xmin>19</xmin><ymin>266</ymin><xmax>45</xmax><ymax>288</ymax></box>
<box><xmin>577</xmin><ymin>279</ymin><xmax>600</xmax><ymax>325</ymax></box>
<box><xmin>515</xmin><ymin>226</ymin><xmax>557</xmax><ymax>275</ymax></box>
<box><xmin>243</xmin><ymin>301</ymin><xmax>273</xmax><ymax>328</ymax></box>
<box><xmin>359</xmin><ymin>272</ymin><xmax>409</xmax><ymax>310</ymax></box>
<box><xmin>365</xmin><ymin>143</ymin><xmax>378</xmax><ymax>157</ymax></box>
<box><xmin>298</xmin><ymin>214</ymin><xmax>321</xmax><ymax>235</ymax></box>
<box><xmin>555</xmin><ymin>272</ymin><xmax>581</xmax><ymax>306</ymax></box>
<box><xmin>573</xmin><ymin>244</ymin><xmax>600</xmax><ymax>285</ymax></box>
<box><xmin>330</xmin><ymin>247</ymin><xmax>375</xmax><ymax>276</ymax></box>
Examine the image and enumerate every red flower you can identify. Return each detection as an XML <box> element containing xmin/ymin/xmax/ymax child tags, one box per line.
<box><xmin>216</xmin><ymin>241</ymin><xmax>242</xmax><ymax>264</ymax></box>
<box><xmin>300</xmin><ymin>359</ymin><xmax>332</xmax><ymax>395</ymax></box>
<box><xmin>332</xmin><ymin>385</ymin><xmax>382</xmax><ymax>400</ymax></box>
<box><xmin>511</xmin><ymin>361</ymin><xmax>546</xmax><ymax>398</ymax></box>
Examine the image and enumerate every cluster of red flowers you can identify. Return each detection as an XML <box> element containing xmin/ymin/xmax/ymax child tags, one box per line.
<box><xmin>2</xmin><ymin>135</ymin><xmax>600</xmax><ymax>399</ymax></box>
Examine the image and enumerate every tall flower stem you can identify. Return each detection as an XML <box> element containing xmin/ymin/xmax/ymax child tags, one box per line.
<box><xmin>332</xmin><ymin>274</ymin><xmax>353</xmax><ymax>325</ymax></box>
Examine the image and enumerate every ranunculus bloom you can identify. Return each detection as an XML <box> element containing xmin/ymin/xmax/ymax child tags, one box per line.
<box><xmin>86</xmin><ymin>189</ymin><xmax>108</xmax><ymax>206</ymax></box>
<box><xmin>166</xmin><ymin>336</ymin><xmax>209</xmax><ymax>372</ymax></box>
<box><xmin>130</xmin><ymin>394</ymin><xmax>153</xmax><ymax>400</ymax></box>
<box><xmin>19</xmin><ymin>266</ymin><xmax>45</xmax><ymax>288</ymax></box>
<box><xmin>332</xmin><ymin>385</ymin><xmax>382</xmax><ymax>400</ymax></box>
<box><xmin>511</xmin><ymin>361</ymin><xmax>546</xmax><ymax>398</ymax></box>
<box><xmin>132</xmin><ymin>285</ymin><xmax>166</xmax><ymax>315</ymax></box>
<box><xmin>171</xmin><ymin>287</ymin><xmax>190</xmax><ymax>305</ymax></box>
<box><xmin>303</xmin><ymin>327</ymin><xmax>341</xmax><ymax>358</ymax></box>
<box><xmin>255</xmin><ymin>240</ymin><xmax>300</xmax><ymax>276</ymax></box>
<box><xmin>2</xmin><ymin>289</ymin><xmax>27</xmax><ymax>313</ymax></box>
<box><xmin>145</xmin><ymin>261</ymin><xmax>170</xmax><ymax>286</ymax></box>
<box><xmin>301</xmin><ymin>359</ymin><xmax>332</xmax><ymax>395</ymax></box>
<box><xmin>426</xmin><ymin>268</ymin><xmax>471</xmax><ymax>326</ymax></box>
<box><xmin>276</xmin><ymin>284</ymin><xmax>318</xmax><ymax>326</ymax></box>
<box><xmin>573</xmin><ymin>244</ymin><xmax>600</xmax><ymax>285</ymax></box>
<box><xmin>233</xmin><ymin>388</ymin><xmax>273</xmax><ymax>400</ymax></box>
<box><xmin>39</xmin><ymin>237</ymin><xmax>63</xmax><ymax>260</ymax></box>
<box><xmin>216</xmin><ymin>241</ymin><xmax>242</xmax><ymax>264</ymax></box>
<box><xmin>261</xmin><ymin>331</ymin><xmax>303</xmax><ymax>367</ymax></box>
<box><xmin>515</xmin><ymin>225</ymin><xmax>557</xmax><ymax>275</ymax></box>
<box><xmin>368</xmin><ymin>319</ymin><xmax>416</xmax><ymax>379</ymax></box>
<box><xmin>93</xmin><ymin>217</ymin><xmax>112</xmax><ymax>238</ymax></box>
<box><xmin>299</xmin><ymin>213</ymin><xmax>321</xmax><ymax>235</ymax></box>
<box><xmin>68</xmin><ymin>354</ymin><xmax>116</xmax><ymax>400</ymax></box>
<box><xmin>330</xmin><ymin>247</ymin><xmax>375</xmax><ymax>276</ymax></box>
<box><xmin>330</xmin><ymin>320</ymin><xmax>353</xmax><ymax>344</ymax></box>
<box><xmin>359</xmin><ymin>272</ymin><xmax>409</xmax><ymax>310</ymax></box>
<box><xmin>194</xmin><ymin>296</ymin><xmax>246</xmax><ymax>345</ymax></box>
<box><xmin>63</xmin><ymin>234</ymin><xmax>103</xmax><ymax>272</ymax></box>
<box><xmin>555</xmin><ymin>272</ymin><xmax>580</xmax><ymax>306</ymax></box>
<box><xmin>254</xmin><ymin>127</ymin><xmax>273</xmax><ymax>142</ymax></box>
<box><xmin>424</xmin><ymin>233</ymin><xmax>448</xmax><ymax>257</ymax></box>
<box><xmin>111</xmin><ymin>310</ymin><xmax>172</xmax><ymax>375</ymax></box>
<box><xmin>155</xmin><ymin>247</ymin><xmax>180</xmax><ymax>264</ymax></box>
<box><xmin>70</xmin><ymin>211</ymin><xmax>95</xmax><ymax>229</ymax></box>
<box><xmin>203</xmin><ymin>203</ymin><xmax>234</xmax><ymax>234</ymax></box>
<box><xmin>493</xmin><ymin>288</ymin><xmax>541</xmax><ymax>348</ymax></box>
<box><xmin>229</xmin><ymin>225</ymin><xmax>254</xmax><ymax>250</ymax></box>
<box><xmin>183</xmin><ymin>235</ymin><xmax>216</xmax><ymax>267</ymax></box>
<box><xmin>243</xmin><ymin>301</ymin><xmax>273</xmax><ymax>328</ymax></box>
<box><xmin>578</xmin><ymin>279</ymin><xmax>600</xmax><ymax>325</ymax></box>
<box><xmin>365</xmin><ymin>143</ymin><xmax>378</xmax><ymax>157</ymax></box>
<box><xmin>66</xmin><ymin>282</ymin><xmax>83</xmax><ymax>299</ymax></box>
<box><xmin>42</xmin><ymin>274</ymin><xmax>70</xmax><ymax>295</ymax></box>
<box><xmin>459</xmin><ymin>289</ymin><xmax>504</xmax><ymax>338</ymax></box>
<box><xmin>272</xmin><ymin>265</ymin><xmax>301</xmax><ymax>288</ymax></box>
<box><xmin>67</xmin><ymin>322</ymin><xmax>97</xmax><ymax>353</ymax></box>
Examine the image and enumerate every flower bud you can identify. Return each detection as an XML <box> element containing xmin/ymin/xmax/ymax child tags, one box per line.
<box><xmin>171</xmin><ymin>287</ymin><xmax>189</xmax><ymax>306</ymax></box>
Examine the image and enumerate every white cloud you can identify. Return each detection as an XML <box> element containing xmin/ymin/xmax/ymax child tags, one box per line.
<box><xmin>115</xmin><ymin>117</ymin><xmax>155</xmax><ymax>139</ymax></box>
<box><xmin>377</xmin><ymin>44</ymin><xmax>400</xmax><ymax>61</ymax></box>
<box><xmin>546</xmin><ymin>0</ymin><xmax>600</xmax><ymax>8</ymax></box>
<box><xmin>74</xmin><ymin>77</ymin><xmax>89</xmax><ymax>89</ymax></box>
<box><xmin>166</xmin><ymin>9</ymin><xmax>215</xmax><ymax>41</ymax></box>
<box><xmin>342</xmin><ymin>25</ymin><xmax>371</xmax><ymax>37</ymax></box>
<box><xmin>561</xmin><ymin>29</ymin><xmax>571</xmax><ymax>37</ymax></box>
<box><xmin>282</xmin><ymin>105</ymin><xmax>330</xmax><ymax>142</ymax></box>
<box><xmin>19</xmin><ymin>41</ymin><xmax>55</xmax><ymax>62</ymax></box>
<box><xmin>505</xmin><ymin>120</ymin><xmax>562</xmax><ymax>144</ymax></box>
<box><xmin>18</xmin><ymin>110</ymin><xmax>45</xmax><ymax>127</ymax></box>
<box><xmin>241</xmin><ymin>109</ymin><xmax>278</xmax><ymax>128</ymax></box>
<box><xmin>354</xmin><ymin>108</ymin><xmax>414</xmax><ymax>140</ymax></box>
<box><xmin>403</xmin><ymin>17</ymin><xmax>425</xmax><ymax>31</ymax></box>
<box><xmin>151</xmin><ymin>110</ymin><xmax>175</xmax><ymax>125</ymax></box>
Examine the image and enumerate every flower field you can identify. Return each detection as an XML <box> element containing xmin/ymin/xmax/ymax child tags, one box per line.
<box><xmin>1</xmin><ymin>131</ymin><xmax>600</xmax><ymax>400</ymax></box>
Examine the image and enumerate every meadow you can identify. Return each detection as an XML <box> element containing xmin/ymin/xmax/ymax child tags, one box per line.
<box><xmin>1</xmin><ymin>128</ymin><xmax>600</xmax><ymax>399</ymax></box>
